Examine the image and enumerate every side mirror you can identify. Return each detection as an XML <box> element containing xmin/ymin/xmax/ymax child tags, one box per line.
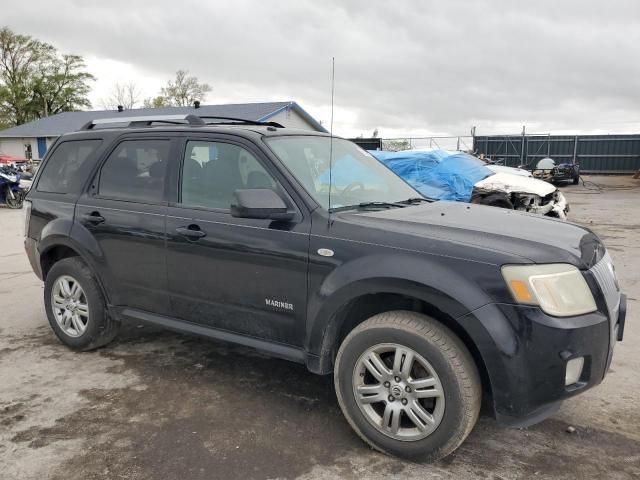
<box><xmin>231</xmin><ymin>189</ymin><xmax>295</xmax><ymax>221</ymax></box>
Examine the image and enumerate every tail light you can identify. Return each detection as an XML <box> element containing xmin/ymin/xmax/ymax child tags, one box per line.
<box><xmin>23</xmin><ymin>200</ymin><xmax>32</xmax><ymax>237</ymax></box>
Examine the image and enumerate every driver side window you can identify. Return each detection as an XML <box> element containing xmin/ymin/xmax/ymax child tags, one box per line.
<box><xmin>180</xmin><ymin>141</ymin><xmax>277</xmax><ymax>210</ymax></box>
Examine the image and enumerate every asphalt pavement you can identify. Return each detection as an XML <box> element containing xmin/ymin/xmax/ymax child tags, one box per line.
<box><xmin>1</xmin><ymin>175</ymin><xmax>638</xmax><ymax>480</ymax></box>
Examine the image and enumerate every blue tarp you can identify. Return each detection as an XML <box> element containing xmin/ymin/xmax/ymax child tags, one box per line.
<box><xmin>368</xmin><ymin>150</ymin><xmax>494</xmax><ymax>202</ymax></box>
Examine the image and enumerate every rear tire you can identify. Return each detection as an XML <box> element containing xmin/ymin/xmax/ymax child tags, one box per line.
<box><xmin>44</xmin><ymin>257</ymin><xmax>119</xmax><ymax>350</ymax></box>
<box><xmin>572</xmin><ymin>176</ymin><xmax>579</xmax><ymax>185</ymax></box>
<box><xmin>334</xmin><ymin>311</ymin><xmax>481</xmax><ymax>462</ymax></box>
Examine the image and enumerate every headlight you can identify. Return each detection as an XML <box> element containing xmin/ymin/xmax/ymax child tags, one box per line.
<box><xmin>502</xmin><ymin>264</ymin><xmax>596</xmax><ymax>317</ymax></box>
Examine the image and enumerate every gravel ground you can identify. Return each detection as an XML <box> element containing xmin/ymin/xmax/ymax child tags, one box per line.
<box><xmin>0</xmin><ymin>175</ymin><xmax>638</xmax><ymax>480</ymax></box>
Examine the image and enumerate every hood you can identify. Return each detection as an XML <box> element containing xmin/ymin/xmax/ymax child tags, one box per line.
<box><xmin>474</xmin><ymin>171</ymin><xmax>556</xmax><ymax>196</ymax></box>
<box><xmin>348</xmin><ymin>201</ymin><xmax>603</xmax><ymax>268</ymax></box>
<box><xmin>486</xmin><ymin>165</ymin><xmax>532</xmax><ymax>177</ymax></box>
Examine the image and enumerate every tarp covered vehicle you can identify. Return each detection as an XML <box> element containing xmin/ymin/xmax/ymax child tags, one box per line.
<box><xmin>369</xmin><ymin>149</ymin><xmax>569</xmax><ymax>219</ymax></box>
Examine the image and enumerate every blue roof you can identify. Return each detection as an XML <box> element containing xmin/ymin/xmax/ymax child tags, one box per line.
<box><xmin>0</xmin><ymin>101</ymin><xmax>326</xmax><ymax>137</ymax></box>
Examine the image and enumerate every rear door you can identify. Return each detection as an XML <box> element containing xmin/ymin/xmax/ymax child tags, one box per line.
<box><xmin>74</xmin><ymin>135</ymin><xmax>176</xmax><ymax>314</ymax></box>
<box><xmin>165</xmin><ymin>135</ymin><xmax>311</xmax><ymax>346</ymax></box>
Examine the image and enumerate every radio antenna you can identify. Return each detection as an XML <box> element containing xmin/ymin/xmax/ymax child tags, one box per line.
<box><xmin>327</xmin><ymin>57</ymin><xmax>335</xmax><ymax>227</ymax></box>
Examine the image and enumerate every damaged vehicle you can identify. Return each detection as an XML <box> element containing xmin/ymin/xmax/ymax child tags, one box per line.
<box><xmin>370</xmin><ymin>149</ymin><xmax>569</xmax><ymax>219</ymax></box>
<box><xmin>528</xmin><ymin>157</ymin><xmax>580</xmax><ymax>185</ymax></box>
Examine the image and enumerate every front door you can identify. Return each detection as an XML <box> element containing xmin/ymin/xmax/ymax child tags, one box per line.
<box><xmin>75</xmin><ymin>136</ymin><xmax>174</xmax><ymax>315</ymax></box>
<box><xmin>165</xmin><ymin>137</ymin><xmax>310</xmax><ymax>346</ymax></box>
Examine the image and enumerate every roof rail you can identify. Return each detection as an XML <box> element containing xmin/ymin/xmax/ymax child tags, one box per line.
<box><xmin>80</xmin><ymin>114</ymin><xmax>205</xmax><ymax>130</ymax></box>
<box><xmin>198</xmin><ymin>116</ymin><xmax>285</xmax><ymax>128</ymax></box>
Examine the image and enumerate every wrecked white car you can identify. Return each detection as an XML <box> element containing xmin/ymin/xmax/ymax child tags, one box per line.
<box><xmin>473</xmin><ymin>171</ymin><xmax>568</xmax><ymax>218</ymax></box>
<box><xmin>368</xmin><ymin>149</ymin><xmax>569</xmax><ymax>219</ymax></box>
<box><xmin>486</xmin><ymin>164</ymin><xmax>533</xmax><ymax>177</ymax></box>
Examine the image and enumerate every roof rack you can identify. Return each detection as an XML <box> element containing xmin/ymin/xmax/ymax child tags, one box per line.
<box><xmin>80</xmin><ymin>114</ymin><xmax>205</xmax><ymax>130</ymax></box>
<box><xmin>79</xmin><ymin>114</ymin><xmax>284</xmax><ymax>131</ymax></box>
<box><xmin>198</xmin><ymin>116</ymin><xmax>284</xmax><ymax>128</ymax></box>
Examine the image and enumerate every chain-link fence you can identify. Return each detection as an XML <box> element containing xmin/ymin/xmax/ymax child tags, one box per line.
<box><xmin>350</xmin><ymin>136</ymin><xmax>474</xmax><ymax>152</ymax></box>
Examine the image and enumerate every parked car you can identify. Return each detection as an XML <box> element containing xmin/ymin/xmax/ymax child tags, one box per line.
<box><xmin>480</xmin><ymin>156</ymin><xmax>533</xmax><ymax>177</ymax></box>
<box><xmin>24</xmin><ymin>115</ymin><xmax>625</xmax><ymax>462</ymax></box>
<box><xmin>486</xmin><ymin>164</ymin><xmax>533</xmax><ymax>177</ymax></box>
<box><xmin>370</xmin><ymin>149</ymin><xmax>569</xmax><ymax>218</ymax></box>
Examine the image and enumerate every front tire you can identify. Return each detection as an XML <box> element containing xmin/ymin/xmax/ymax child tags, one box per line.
<box><xmin>477</xmin><ymin>193</ymin><xmax>513</xmax><ymax>209</ymax></box>
<box><xmin>44</xmin><ymin>257</ymin><xmax>119</xmax><ymax>350</ymax></box>
<box><xmin>5</xmin><ymin>187</ymin><xmax>23</xmax><ymax>209</ymax></box>
<box><xmin>334</xmin><ymin>311</ymin><xmax>481</xmax><ymax>462</ymax></box>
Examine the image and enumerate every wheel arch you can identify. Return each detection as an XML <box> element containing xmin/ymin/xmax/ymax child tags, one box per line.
<box><xmin>305</xmin><ymin>279</ymin><xmax>494</xmax><ymax>404</ymax></box>
<box><xmin>38</xmin><ymin>236</ymin><xmax>112</xmax><ymax>305</ymax></box>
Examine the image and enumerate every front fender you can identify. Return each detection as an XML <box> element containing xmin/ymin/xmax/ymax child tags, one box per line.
<box><xmin>305</xmin><ymin>252</ymin><xmax>497</xmax><ymax>368</ymax></box>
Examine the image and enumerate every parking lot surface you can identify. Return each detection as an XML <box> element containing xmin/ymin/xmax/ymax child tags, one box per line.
<box><xmin>1</xmin><ymin>176</ymin><xmax>639</xmax><ymax>480</ymax></box>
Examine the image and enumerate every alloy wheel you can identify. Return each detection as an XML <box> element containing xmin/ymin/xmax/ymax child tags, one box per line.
<box><xmin>51</xmin><ymin>275</ymin><xmax>90</xmax><ymax>337</ymax></box>
<box><xmin>352</xmin><ymin>343</ymin><xmax>445</xmax><ymax>441</ymax></box>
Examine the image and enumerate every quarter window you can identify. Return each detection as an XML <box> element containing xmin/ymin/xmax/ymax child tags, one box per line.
<box><xmin>180</xmin><ymin>141</ymin><xmax>277</xmax><ymax>210</ymax></box>
<box><xmin>37</xmin><ymin>140</ymin><xmax>102</xmax><ymax>194</ymax></box>
<box><xmin>98</xmin><ymin>140</ymin><xmax>169</xmax><ymax>203</ymax></box>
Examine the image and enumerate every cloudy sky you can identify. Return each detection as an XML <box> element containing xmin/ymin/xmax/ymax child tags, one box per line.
<box><xmin>3</xmin><ymin>0</ymin><xmax>640</xmax><ymax>138</ymax></box>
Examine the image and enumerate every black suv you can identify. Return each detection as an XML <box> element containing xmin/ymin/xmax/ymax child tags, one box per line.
<box><xmin>24</xmin><ymin>114</ymin><xmax>626</xmax><ymax>461</ymax></box>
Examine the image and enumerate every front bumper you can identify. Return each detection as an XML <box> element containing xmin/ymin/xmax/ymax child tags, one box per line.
<box><xmin>549</xmin><ymin>191</ymin><xmax>569</xmax><ymax>219</ymax></box>
<box><xmin>514</xmin><ymin>191</ymin><xmax>569</xmax><ymax>219</ymax></box>
<box><xmin>457</xmin><ymin>299</ymin><xmax>625</xmax><ymax>427</ymax></box>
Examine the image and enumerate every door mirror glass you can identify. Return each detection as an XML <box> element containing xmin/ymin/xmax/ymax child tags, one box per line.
<box><xmin>231</xmin><ymin>189</ymin><xmax>294</xmax><ymax>220</ymax></box>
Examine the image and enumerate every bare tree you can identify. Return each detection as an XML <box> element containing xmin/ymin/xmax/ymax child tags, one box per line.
<box><xmin>101</xmin><ymin>81</ymin><xmax>141</xmax><ymax>110</ymax></box>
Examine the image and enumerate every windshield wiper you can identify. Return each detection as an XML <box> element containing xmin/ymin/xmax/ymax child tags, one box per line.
<box><xmin>398</xmin><ymin>197</ymin><xmax>436</xmax><ymax>204</ymax></box>
<box><xmin>329</xmin><ymin>201</ymin><xmax>407</xmax><ymax>213</ymax></box>
<box><xmin>358</xmin><ymin>201</ymin><xmax>407</xmax><ymax>209</ymax></box>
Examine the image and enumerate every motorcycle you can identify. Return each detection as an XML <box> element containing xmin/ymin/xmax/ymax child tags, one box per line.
<box><xmin>0</xmin><ymin>165</ymin><xmax>26</xmax><ymax>208</ymax></box>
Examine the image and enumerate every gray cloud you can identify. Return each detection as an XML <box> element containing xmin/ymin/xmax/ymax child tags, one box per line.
<box><xmin>3</xmin><ymin>0</ymin><xmax>639</xmax><ymax>137</ymax></box>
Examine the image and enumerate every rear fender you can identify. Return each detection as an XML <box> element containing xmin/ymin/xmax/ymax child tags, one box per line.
<box><xmin>37</xmin><ymin>220</ymin><xmax>115</xmax><ymax>304</ymax></box>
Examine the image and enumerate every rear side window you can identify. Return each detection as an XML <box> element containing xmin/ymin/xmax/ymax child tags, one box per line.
<box><xmin>98</xmin><ymin>139</ymin><xmax>169</xmax><ymax>203</ymax></box>
<box><xmin>37</xmin><ymin>140</ymin><xmax>102</xmax><ymax>194</ymax></box>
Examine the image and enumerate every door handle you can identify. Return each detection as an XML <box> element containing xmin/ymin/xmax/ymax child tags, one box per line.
<box><xmin>176</xmin><ymin>225</ymin><xmax>207</xmax><ymax>239</ymax></box>
<box><xmin>83</xmin><ymin>212</ymin><xmax>105</xmax><ymax>224</ymax></box>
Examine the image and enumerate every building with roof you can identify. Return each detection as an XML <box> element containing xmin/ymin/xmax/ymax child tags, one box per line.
<box><xmin>0</xmin><ymin>101</ymin><xmax>326</xmax><ymax>161</ymax></box>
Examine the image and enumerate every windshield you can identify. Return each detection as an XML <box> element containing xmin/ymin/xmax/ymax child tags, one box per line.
<box><xmin>265</xmin><ymin>136</ymin><xmax>419</xmax><ymax>210</ymax></box>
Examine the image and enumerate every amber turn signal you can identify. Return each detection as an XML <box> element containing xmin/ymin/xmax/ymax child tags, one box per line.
<box><xmin>509</xmin><ymin>280</ymin><xmax>533</xmax><ymax>302</ymax></box>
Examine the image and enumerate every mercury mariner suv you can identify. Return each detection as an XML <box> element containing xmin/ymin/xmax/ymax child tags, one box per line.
<box><xmin>24</xmin><ymin>114</ymin><xmax>626</xmax><ymax>461</ymax></box>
